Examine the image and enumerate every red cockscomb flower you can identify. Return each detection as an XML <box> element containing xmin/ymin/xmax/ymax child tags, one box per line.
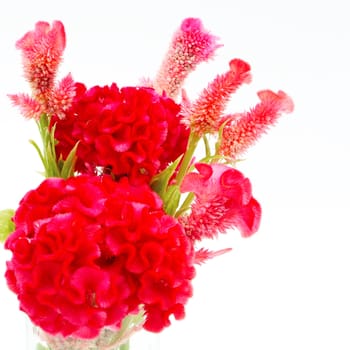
<box><xmin>51</xmin><ymin>83</ymin><xmax>189</xmax><ymax>185</ymax></box>
<box><xmin>180</xmin><ymin>163</ymin><xmax>261</xmax><ymax>242</ymax></box>
<box><xmin>5</xmin><ymin>175</ymin><xmax>195</xmax><ymax>338</ymax></box>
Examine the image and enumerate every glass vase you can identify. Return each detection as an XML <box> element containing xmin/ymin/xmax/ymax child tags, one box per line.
<box><xmin>25</xmin><ymin>318</ymin><xmax>160</xmax><ymax>350</ymax></box>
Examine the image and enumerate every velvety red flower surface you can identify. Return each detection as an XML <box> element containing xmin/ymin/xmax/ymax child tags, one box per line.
<box><xmin>5</xmin><ymin>175</ymin><xmax>195</xmax><ymax>338</ymax></box>
<box><xmin>51</xmin><ymin>83</ymin><xmax>189</xmax><ymax>185</ymax></box>
<box><xmin>180</xmin><ymin>163</ymin><xmax>261</xmax><ymax>242</ymax></box>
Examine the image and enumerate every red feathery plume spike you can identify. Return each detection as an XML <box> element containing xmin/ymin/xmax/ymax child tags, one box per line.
<box><xmin>194</xmin><ymin>247</ymin><xmax>232</xmax><ymax>265</ymax></box>
<box><xmin>153</xmin><ymin>17</ymin><xmax>221</xmax><ymax>100</ymax></box>
<box><xmin>184</xmin><ymin>58</ymin><xmax>252</xmax><ymax>136</ymax></box>
<box><xmin>9</xmin><ymin>21</ymin><xmax>75</xmax><ymax>120</ymax></box>
<box><xmin>16</xmin><ymin>20</ymin><xmax>66</xmax><ymax>103</ymax></box>
<box><xmin>49</xmin><ymin>73</ymin><xmax>76</xmax><ymax>119</ymax></box>
<box><xmin>219</xmin><ymin>89</ymin><xmax>294</xmax><ymax>158</ymax></box>
<box><xmin>8</xmin><ymin>93</ymin><xmax>42</xmax><ymax>120</ymax></box>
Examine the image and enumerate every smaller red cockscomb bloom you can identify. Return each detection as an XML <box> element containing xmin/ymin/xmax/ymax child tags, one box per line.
<box><xmin>51</xmin><ymin>83</ymin><xmax>189</xmax><ymax>185</ymax></box>
<box><xmin>180</xmin><ymin>163</ymin><xmax>261</xmax><ymax>243</ymax></box>
<box><xmin>5</xmin><ymin>175</ymin><xmax>195</xmax><ymax>339</ymax></box>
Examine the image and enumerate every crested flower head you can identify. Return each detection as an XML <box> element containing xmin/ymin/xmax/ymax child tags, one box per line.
<box><xmin>180</xmin><ymin>163</ymin><xmax>261</xmax><ymax>242</ymax></box>
<box><xmin>5</xmin><ymin>175</ymin><xmax>195</xmax><ymax>338</ymax></box>
<box><xmin>51</xmin><ymin>83</ymin><xmax>189</xmax><ymax>184</ymax></box>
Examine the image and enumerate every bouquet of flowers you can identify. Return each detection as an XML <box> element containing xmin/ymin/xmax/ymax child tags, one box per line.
<box><xmin>0</xmin><ymin>18</ymin><xmax>293</xmax><ymax>350</ymax></box>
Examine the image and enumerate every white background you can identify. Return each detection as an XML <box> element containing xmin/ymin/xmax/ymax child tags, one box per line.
<box><xmin>1</xmin><ymin>0</ymin><xmax>349</xmax><ymax>349</ymax></box>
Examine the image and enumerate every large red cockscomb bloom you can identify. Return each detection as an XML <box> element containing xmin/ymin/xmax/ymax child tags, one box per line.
<box><xmin>5</xmin><ymin>175</ymin><xmax>195</xmax><ymax>339</ymax></box>
<box><xmin>51</xmin><ymin>83</ymin><xmax>189</xmax><ymax>185</ymax></box>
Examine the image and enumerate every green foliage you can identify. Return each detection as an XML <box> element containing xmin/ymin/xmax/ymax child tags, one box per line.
<box><xmin>31</xmin><ymin>114</ymin><xmax>78</xmax><ymax>179</ymax></box>
<box><xmin>163</xmin><ymin>185</ymin><xmax>181</xmax><ymax>216</ymax></box>
<box><xmin>151</xmin><ymin>158</ymin><xmax>181</xmax><ymax>198</ymax></box>
<box><xmin>0</xmin><ymin>209</ymin><xmax>15</xmax><ymax>243</ymax></box>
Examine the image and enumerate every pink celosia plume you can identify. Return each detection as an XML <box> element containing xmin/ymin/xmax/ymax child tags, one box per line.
<box><xmin>153</xmin><ymin>17</ymin><xmax>221</xmax><ymax>99</ymax></box>
<box><xmin>16</xmin><ymin>20</ymin><xmax>66</xmax><ymax>102</ymax></box>
<box><xmin>179</xmin><ymin>163</ymin><xmax>261</xmax><ymax>243</ymax></box>
<box><xmin>10</xmin><ymin>21</ymin><xmax>75</xmax><ymax>119</ymax></box>
<box><xmin>8</xmin><ymin>93</ymin><xmax>42</xmax><ymax>120</ymax></box>
<box><xmin>49</xmin><ymin>73</ymin><xmax>76</xmax><ymax>118</ymax></box>
<box><xmin>194</xmin><ymin>247</ymin><xmax>232</xmax><ymax>265</ymax></box>
<box><xmin>219</xmin><ymin>89</ymin><xmax>294</xmax><ymax>158</ymax></box>
<box><xmin>184</xmin><ymin>58</ymin><xmax>252</xmax><ymax>136</ymax></box>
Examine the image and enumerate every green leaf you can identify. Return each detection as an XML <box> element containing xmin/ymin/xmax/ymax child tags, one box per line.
<box><xmin>36</xmin><ymin>343</ymin><xmax>50</xmax><ymax>350</ymax></box>
<box><xmin>163</xmin><ymin>185</ymin><xmax>181</xmax><ymax>216</ymax></box>
<box><xmin>29</xmin><ymin>139</ymin><xmax>45</xmax><ymax>166</ymax></box>
<box><xmin>150</xmin><ymin>157</ymin><xmax>181</xmax><ymax>198</ymax></box>
<box><xmin>59</xmin><ymin>141</ymin><xmax>79</xmax><ymax>179</ymax></box>
<box><xmin>0</xmin><ymin>209</ymin><xmax>15</xmax><ymax>243</ymax></box>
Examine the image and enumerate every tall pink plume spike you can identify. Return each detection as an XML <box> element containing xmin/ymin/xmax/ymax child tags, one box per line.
<box><xmin>219</xmin><ymin>89</ymin><xmax>294</xmax><ymax>158</ymax></box>
<box><xmin>10</xmin><ymin>21</ymin><xmax>75</xmax><ymax>119</ymax></box>
<box><xmin>185</xmin><ymin>58</ymin><xmax>252</xmax><ymax>136</ymax></box>
<box><xmin>16</xmin><ymin>20</ymin><xmax>66</xmax><ymax>103</ymax></box>
<box><xmin>153</xmin><ymin>18</ymin><xmax>221</xmax><ymax>100</ymax></box>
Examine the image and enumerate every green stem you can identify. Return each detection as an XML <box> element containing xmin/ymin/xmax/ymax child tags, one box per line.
<box><xmin>175</xmin><ymin>133</ymin><xmax>200</xmax><ymax>186</ymax></box>
<box><xmin>36</xmin><ymin>114</ymin><xmax>60</xmax><ymax>178</ymax></box>
<box><xmin>203</xmin><ymin>134</ymin><xmax>211</xmax><ymax>158</ymax></box>
<box><xmin>119</xmin><ymin>339</ymin><xmax>130</xmax><ymax>350</ymax></box>
<box><xmin>175</xmin><ymin>192</ymin><xmax>194</xmax><ymax>218</ymax></box>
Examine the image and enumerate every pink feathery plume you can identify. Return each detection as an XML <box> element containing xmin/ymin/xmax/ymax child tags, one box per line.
<box><xmin>219</xmin><ymin>90</ymin><xmax>294</xmax><ymax>158</ymax></box>
<box><xmin>185</xmin><ymin>58</ymin><xmax>251</xmax><ymax>136</ymax></box>
<box><xmin>16</xmin><ymin>20</ymin><xmax>66</xmax><ymax>103</ymax></box>
<box><xmin>179</xmin><ymin>163</ymin><xmax>261</xmax><ymax>242</ymax></box>
<box><xmin>8</xmin><ymin>93</ymin><xmax>42</xmax><ymax>120</ymax></box>
<box><xmin>194</xmin><ymin>247</ymin><xmax>232</xmax><ymax>265</ymax></box>
<box><xmin>49</xmin><ymin>73</ymin><xmax>76</xmax><ymax>119</ymax></box>
<box><xmin>153</xmin><ymin>18</ymin><xmax>221</xmax><ymax>100</ymax></box>
<box><xmin>10</xmin><ymin>21</ymin><xmax>75</xmax><ymax>119</ymax></box>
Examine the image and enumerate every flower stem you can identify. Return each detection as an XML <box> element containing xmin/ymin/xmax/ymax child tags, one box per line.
<box><xmin>35</xmin><ymin>114</ymin><xmax>60</xmax><ymax>178</ymax></box>
<box><xmin>175</xmin><ymin>132</ymin><xmax>200</xmax><ymax>186</ymax></box>
<box><xmin>119</xmin><ymin>339</ymin><xmax>130</xmax><ymax>350</ymax></box>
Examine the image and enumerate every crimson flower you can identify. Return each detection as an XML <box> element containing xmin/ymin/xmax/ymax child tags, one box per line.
<box><xmin>5</xmin><ymin>175</ymin><xmax>195</xmax><ymax>338</ymax></box>
<box><xmin>51</xmin><ymin>83</ymin><xmax>189</xmax><ymax>185</ymax></box>
<box><xmin>180</xmin><ymin>163</ymin><xmax>261</xmax><ymax>243</ymax></box>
